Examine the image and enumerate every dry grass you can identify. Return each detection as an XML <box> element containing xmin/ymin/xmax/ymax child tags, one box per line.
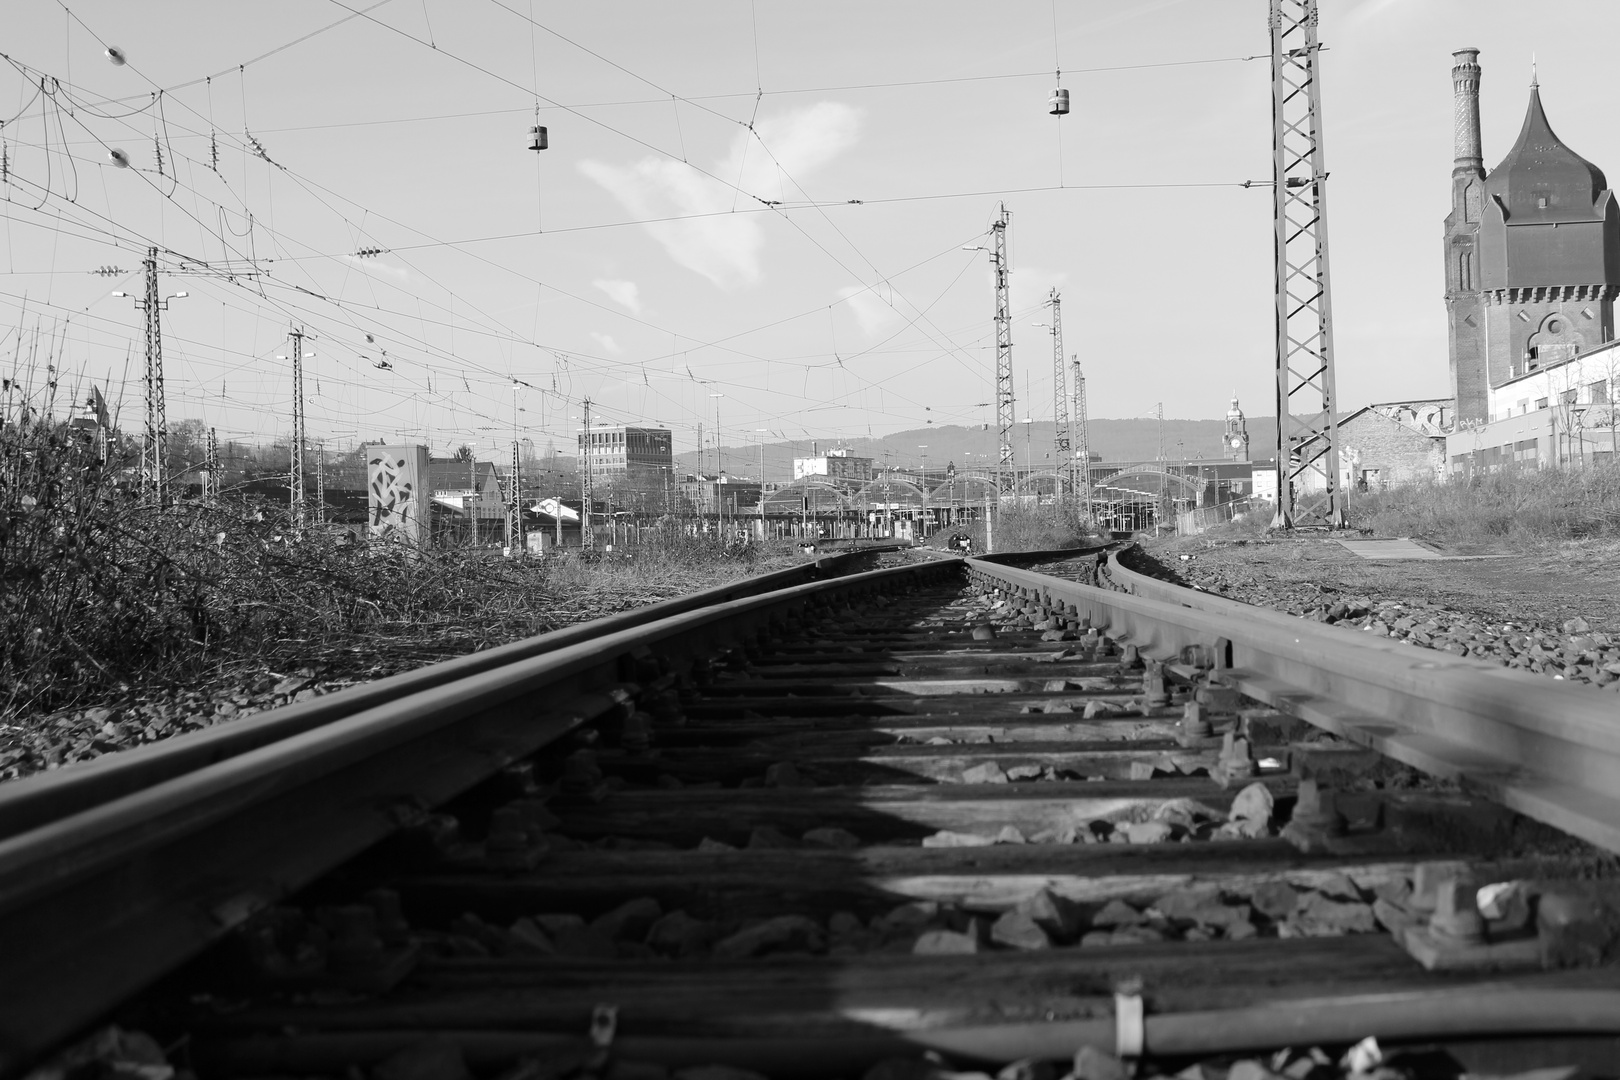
<box><xmin>0</xmin><ymin>420</ymin><xmax>793</xmax><ymax>723</ymax></box>
<box><xmin>1349</xmin><ymin>463</ymin><xmax>1620</xmax><ymax>548</ymax></box>
<box><xmin>986</xmin><ymin>503</ymin><xmax>1098</xmax><ymax>553</ymax></box>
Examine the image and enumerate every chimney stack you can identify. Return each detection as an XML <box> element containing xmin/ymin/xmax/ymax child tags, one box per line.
<box><xmin>1452</xmin><ymin>48</ymin><xmax>1484</xmax><ymax>179</ymax></box>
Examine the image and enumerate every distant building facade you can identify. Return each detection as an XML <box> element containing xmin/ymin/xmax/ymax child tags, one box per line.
<box><xmin>1223</xmin><ymin>394</ymin><xmax>1250</xmax><ymax>461</ymax></box>
<box><xmin>579</xmin><ymin>426</ymin><xmax>673</xmax><ymax>486</ymax></box>
<box><xmin>793</xmin><ymin>446</ymin><xmax>873</xmax><ymax>484</ymax></box>
<box><xmin>1445</xmin><ymin>50</ymin><xmax>1620</xmax><ymax>423</ymax></box>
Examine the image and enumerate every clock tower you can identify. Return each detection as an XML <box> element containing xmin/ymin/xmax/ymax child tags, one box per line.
<box><xmin>1224</xmin><ymin>394</ymin><xmax>1249</xmax><ymax>461</ymax></box>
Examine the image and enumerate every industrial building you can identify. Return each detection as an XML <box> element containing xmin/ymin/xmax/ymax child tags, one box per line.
<box><xmin>578</xmin><ymin>425</ymin><xmax>674</xmax><ymax>485</ymax></box>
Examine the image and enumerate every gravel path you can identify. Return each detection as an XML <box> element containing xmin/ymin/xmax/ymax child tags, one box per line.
<box><xmin>1133</xmin><ymin>537</ymin><xmax>1620</xmax><ymax>692</ymax></box>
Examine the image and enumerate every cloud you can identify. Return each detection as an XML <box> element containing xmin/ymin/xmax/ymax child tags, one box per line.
<box><xmin>340</xmin><ymin>255</ymin><xmax>409</xmax><ymax>282</ymax></box>
<box><xmin>580</xmin><ymin>102</ymin><xmax>862</xmax><ymax>289</ymax></box>
<box><xmin>1009</xmin><ymin>266</ymin><xmax>1071</xmax><ymax>309</ymax></box>
<box><xmin>593</xmin><ymin>278</ymin><xmax>642</xmax><ymax>315</ymax></box>
<box><xmin>590</xmin><ymin>332</ymin><xmax>621</xmax><ymax>355</ymax></box>
<box><xmin>836</xmin><ymin>282</ymin><xmax>901</xmax><ymax>338</ymax></box>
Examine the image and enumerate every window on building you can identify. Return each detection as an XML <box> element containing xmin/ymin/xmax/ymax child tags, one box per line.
<box><xmin>1536</xmin><ymin>397</ymin><xmax>1550</xmax><ymax>410</ymax></box>
<box><xmin>1592</xmin><ymin>380</ymin><xmax>1611</xmax><ymax>404</ymax></box>
<box><xmin>1561</xmin><ymin>389</ymin><xmax>1577</xmax><ymax>406</ymax></box>
<box><xmin>1517</xmin><ymin>399</ymin><xmax>1530</xmax><ymax>415</ymax></box>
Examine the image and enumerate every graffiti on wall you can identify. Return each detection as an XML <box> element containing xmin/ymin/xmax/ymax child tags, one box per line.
<box><xmin>367</xmin><ymin>445</ymin><xmax>429</xmax><ymax>544</ymax></box>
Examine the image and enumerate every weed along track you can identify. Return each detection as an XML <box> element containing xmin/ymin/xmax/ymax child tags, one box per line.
<box><xmin>5</xmin><ymin>546</ymin><xmax>1620</xmax><ymax>1078</ymax></box>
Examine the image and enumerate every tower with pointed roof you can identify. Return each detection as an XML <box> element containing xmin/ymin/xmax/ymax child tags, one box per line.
<box><xmin>1447</xmin><ymin>52</ymin><xmax>1620</xmax><ymax>422</ymax></box>
<box><xmin>1223</xmin><ymin>393</ymin><xmax>1249</xmax><ymax>461</ymax></box>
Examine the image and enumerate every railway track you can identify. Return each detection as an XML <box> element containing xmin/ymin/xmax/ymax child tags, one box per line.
<box><xmin>3</xmin><ymin>543</ymin><xmax>1620</xmax><ymax>1078</ymax></box>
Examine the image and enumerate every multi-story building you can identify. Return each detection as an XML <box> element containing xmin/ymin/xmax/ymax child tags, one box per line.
<box><xmin>578</xmin><ymin>426</ymin><xmax>674</xmax><ymax>486</ymax></box>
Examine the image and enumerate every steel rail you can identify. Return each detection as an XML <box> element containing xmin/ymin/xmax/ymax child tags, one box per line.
<box><xmin>0</xmin><ymin>545</ymin><xmax>908</xmax><ymax>842</ymax></box>
<box><xmin>966</xmin><ymin>551</ymin><xmax>1620</xmax><ymax>856</ymax></box>
<box><xmin>0</xmin><ymin>556</ymin><xmax>955</xmax><ymax>1075</ymax></box>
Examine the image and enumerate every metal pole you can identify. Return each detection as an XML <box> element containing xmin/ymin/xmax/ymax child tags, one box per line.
<box><xmin>142</xmin><ymin>248</ymin><xmax>167</xmax><ymax>506</ymax></box>
<box><xmin>315</xmin><ymin>440</ymin><xmax>326</xmax><ymax>524</ymax></box>
<box><xmin>1073</xmin><ymin>355</ymin><xmax>1092</xmax><ymax>528</ymax></box>
<box><xmin>580</xmin><ymin>397</ymin><xmax>594</xmax><ymax>550</ymax></box>
<box><xmin>1048</xmin><ymin>290</ymin><xmax>1069</xmax><ymax>504</ymax></box>
<box><xmin>289</xmin><ymin>327</ymin><xmax>306</xmax><ymax>526</ymax></box>
<box><xmin>508</xmin><ymin>439</ymin><xmax>523</xmax><ymax>555</ymax></box>
<box><xmin>203</xmin><ymin>426</ymin><xmax>219</xmax><ymax>501</ymax></box>
<box><xmin>992</xmin><ymin>205</ymin><xmax>1015</xmax><ymax>497</ymax></box>
<box><xmin>1270</xmin><ymin>0</ymin><xmax>1346</xmax><ymax>528</ymax></box>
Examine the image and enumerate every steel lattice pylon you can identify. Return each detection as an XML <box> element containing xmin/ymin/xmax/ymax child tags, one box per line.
<box><xmin>992</xmin><ymin>205</ymin><xmax>1015</xmax><ymax>494</ymax></box>
<box><xmin>1072</xmin><ymin>354</ymin><xmax>1091</xmax><ymax>526</ymax></box>
<box><xmin>289</xmin><ymin>328</ymin><xmax>307</xmax><ymax>526</ymax></box>
<box><xmin>1047</xmin><ymin>289</ymin><xmax>1070</xmax><ymax>501</ymax></box>
<box><xmin>1269</xmin><ymin>0</ymin><xmax>1346</xmax><ymax>529</ymax></box>
<box><xmin>579</xmin><ymin>397</ymin><xmax>594</xmax><ymax>550</ymax></box>
<box><xmin>507</xmin><ymin>439</ymin><xmax>524</xmax><ymax>555</ymax></box>
<box><xmin>141</xmin><ymin>249</ymin><xmax>167</xmax><ymax>506</ymax></box>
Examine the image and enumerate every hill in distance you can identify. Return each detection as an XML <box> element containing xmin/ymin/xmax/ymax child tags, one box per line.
<box><xmin>681</xmin><ymin>417</ymin><xmax>1280</xmax><ymax>480</ymax></box>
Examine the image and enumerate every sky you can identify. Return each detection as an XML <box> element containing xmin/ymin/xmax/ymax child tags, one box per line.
<box><xmin>2</xmin><ymin>0</ymin><xmax>1618</xmax><ymax>467</ymax></box>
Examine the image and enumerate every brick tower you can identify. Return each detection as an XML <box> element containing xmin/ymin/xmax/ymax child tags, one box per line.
<box><xmin>1444</xmin><ymin>49</ymin><xmax>1488</xmax><ymax>422</ymax></box>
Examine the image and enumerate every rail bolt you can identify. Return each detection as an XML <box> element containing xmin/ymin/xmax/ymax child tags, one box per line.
<box><xmin>620</xmin><ymin>711</ymin><xmax>653</xmax><ymax>754</ymax></box>
<box><xmin>1283</xmin><ymin>780</ymin><xmax>1347</xmax><ymax>841</ymax></box>
<box><xmin>1140</xmin><ymin>660</ymin><xmax>1169</xmax><ymax>707</ymax></box>
<box><xmin>363</xmin><ymin>889</ymin><xmax>411</xmax><ymax>945</ymax></box>
<box><xmin>1213</xmin><ymin>732</ymin><xmax>1257</xmax><ymax>786</ymax></box>
<box><xmin>1430</xmin><ymin>880</ymin><xmax>1485</xmax><ymax>944</ymax></box>
<box><xmin>1179</xmin><ymin>700</ymin><xmax>1213</xmax><ymax>744</ymax></box>
<box><xmin>1117</xmin><ymin>642</ymin><xmax>1141</xmax><ymax>671</ymax></box>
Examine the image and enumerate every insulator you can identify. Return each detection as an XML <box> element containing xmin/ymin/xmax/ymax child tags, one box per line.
<box><xmin>1049</xmin><ymin>88</ymin><xmax>1070</xmax><ymax>116</ymax></box>
<box><xmin>529</xmin><ymin>125</ymin><xmax>548</xmax><ymax>152</ymax></box>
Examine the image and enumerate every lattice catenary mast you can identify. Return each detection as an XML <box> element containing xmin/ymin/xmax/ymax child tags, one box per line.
<box><xmin>991</xmin><ymin>205</ymin><xmax>1015</xmax><ymax>494</ymax></box>
<box><xmin>1071</xmin><ymin>354</ymin><xmax>1091</xmax><ymax>526</ymax></box>
<box><xmin>1047</xmin><ymin>289</ymin><xmax>1069</xmax><ymax>502</ymax></box>
<box><xmin>1269</xmin><ymin>0</ymin><xmax>1346</xmax><ymax>528</ymax></box>
<box><xmin>141</xmin><ymin>248</ymin><xmax>168</xmax><ymax>506</ymax></box>
<box><xmin>288</xmin><ymin>327</ymin><xmax>307</xmax><ymax>526</ymax></box>
<box><xmin>507</xmin><ymin>439</ymin><xmax>524</xmax><ymax>556</ymax></box>
<box><xmin>580</xmin><ymin>397</ymin><xmax>594</xmax><ymax>550</ymax></box>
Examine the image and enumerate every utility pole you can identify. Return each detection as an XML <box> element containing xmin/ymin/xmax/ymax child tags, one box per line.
<box><xmin>203</xmin><ymin>426</ymin><xmax>220</xmax><ymax>501</ymax></box>
<box><xmin>115</xmin><ymin>248</ymin><xmax>186</xmax><ymax>506</ymax></box>
<box><xmin>1269</xmin><ymin>0</ymin><xmax>1346</xmax><ymax>528</ymax></box>
<box><xmin>1155</xmin><ymin>403</ymin><xmax>1165</xmax><ymax>462</ymax></box>
<box><xmin>1072</xmin><ymin>355</ymin><xmax>1092</xmax><ymax>527</ymax></box>
<box><xmin>580</xmin><ymin>397</ymin><xmax>594</xmax><ymax>550</ymax></box>
<box><xmin>992</xmin><ymin>205</ymin><xmax>1015</xmax><ymax>496</ymax></box>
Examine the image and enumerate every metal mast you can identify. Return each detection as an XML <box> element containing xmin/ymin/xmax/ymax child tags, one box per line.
<box><xmin>203</xmin><ymin>426</ymin><xmax>220</xmax><ymax>501</ymax></box>
<box><xmin>1072</xmin><ymin>354</ymin><xmax>1091</xmax><ymax>526</ymax></box>
<box><xmin>1269</xmin><ymin>0</ymin><xmax>1346</xmax><ymax>528</ymax></box>
<box><xmin>992</xmin><ymin>205</ymin><xmax>1015</xmax><ymax>494</ymax></box>
<box><xmin>580</xmin><ymin>397</ymin><xmax>594</xmax><ymax>550</ymax></box>
<box><xmin>507</xmin><ymin>439</ymin><xmax>524</xmax><ymax>555</ymax></box>
<box><xmin>288</xmin><ymin>327</ymin><xmax>306</xmax><ymax>525</ymax></box>
<box><xmin>1048</xmin><ymin>289</ymin><xmax>1069</xmax><ymax>501</ymax></box>
<box><xmin>141</xmin><ymin>248</ymin><xmax>167</xmax><ymax>506</ymax></box>
<box><xmin>315</xmin><ymin>441</ymin><xmax>326</xmax><ymax>524</ymax></box>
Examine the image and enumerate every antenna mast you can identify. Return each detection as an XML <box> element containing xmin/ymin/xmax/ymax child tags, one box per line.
<box><xmin>1269</xmin><ymin>0</ymin><xmax>1346</xmax><ymax>528</ymax></box>
<box><xmin>992</xmin><ymin>205</ymin><xmax>1015</xmax><ymax>495</ymax></box>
